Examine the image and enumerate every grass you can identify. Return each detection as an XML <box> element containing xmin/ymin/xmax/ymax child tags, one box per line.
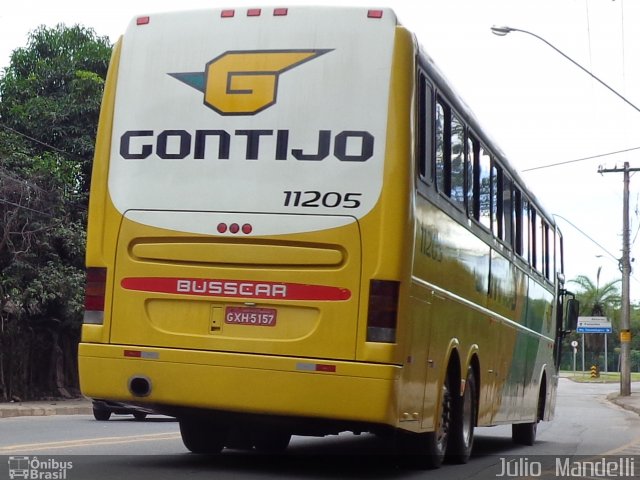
<box><xmin>561</xmin><ymin>370</ymin><xmax>640</xmax><ymax>383</ymax></box>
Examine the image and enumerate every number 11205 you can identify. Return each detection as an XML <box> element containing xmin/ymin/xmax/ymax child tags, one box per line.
<box><xmin>283</xmin><ymin>191</ymin><xmax>362</xmax><ymax>208</ymax></box>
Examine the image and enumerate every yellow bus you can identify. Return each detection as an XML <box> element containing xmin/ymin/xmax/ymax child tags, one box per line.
<box><xmin>79</xmin><ymin>6</ymin><xmax>578</xmax><ymax>467</ymax></box>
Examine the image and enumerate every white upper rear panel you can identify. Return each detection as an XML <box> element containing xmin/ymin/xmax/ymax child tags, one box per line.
<box><xmin>109</xmin><ymin>7</ymin><xmax>397</xmax><ymax>235</ymax></box>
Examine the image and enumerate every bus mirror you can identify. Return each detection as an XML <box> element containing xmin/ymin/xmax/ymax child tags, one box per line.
<box><xmin>565</xmin><ymin>298</ymin><xmax>579</xmax><ymax>331</ymax></box>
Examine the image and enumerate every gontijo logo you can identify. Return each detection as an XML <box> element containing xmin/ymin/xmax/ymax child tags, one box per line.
<box><xmin>169</xmin><ymin>49</ymin><xmax>332</xmax><ymax>115</ymax></box>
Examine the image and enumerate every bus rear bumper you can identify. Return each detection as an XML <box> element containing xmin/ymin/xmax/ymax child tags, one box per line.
<box><xmin>79</xmin><ymin>343</ymin><xmax>400</xmax><ymax>428</ymax></box>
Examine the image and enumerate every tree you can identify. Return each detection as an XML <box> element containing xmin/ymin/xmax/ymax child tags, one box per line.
<box><xmin>0</xmin><ymin>25</ymin><xmax>111</xmax><ymax>400</ymax></box>
<box><xmin>0</xmin><ymin>24</ymin><xmax>111</xmax><ymax>195</ymax></box>
<box><xmin>570</xmin><ymin>273</ymin><xmax>621</xmax><ymax>315</ymax></box>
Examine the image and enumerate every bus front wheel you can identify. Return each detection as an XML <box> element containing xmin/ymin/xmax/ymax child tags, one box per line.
<box><xmin>512</xmin><ymin>384</ymin><xmax>543</xmax><ymax>446</ymax></box>
<box><xmin>512</xmin><ymin>420</ymin><xmax>538</xmax><ymax>446</ymax></box>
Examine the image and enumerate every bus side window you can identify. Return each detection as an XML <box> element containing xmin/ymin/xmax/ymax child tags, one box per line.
<box><xmin>502</xmin><ymin>174</ymin><xmax>513</xmax><ymax>248</ymax></box>
<box><xmin>491</xmin><ymin>161</ymin><xmax>503</xmax><ymax>240</ymax></box>
<box><xmin>540</xmin><ymin>214</ymin><xmax>546</xmax><ymax>275</ymax></box>
<box><xmin>466</xmin><ymin>135</ymin><xmax>478</xmax><ymax>218</ymax></box>
<box><xmin>530</xmin><ymin>208</ymin><xmax>539</xmax><ymax>272</ymax></box>
<box><xmin>558</xmin><ymin>231</ymin><xmax>565</xmax><ymax>274</ymax></box>
<box><xmin>418</xmin><ymin>74</ymin><xmax>433</xmax><ymax>183</ymax></box>
<box><xmin>450</xmin><ymin>113</ymin><xmax>465</xmax><ymax>205</ymax></box>
<box><xmin>478</xmin><ymin>147</ymin><xmax>491</xmax><ymax>230</ymax></box>
<box><xmin>521</xmin><ymin>198</ymin><xmax>530</xmax><ymax>263</ymax></box>
<box><xmin>535</xmin><ymin>214</ymin><xmax>546</xmax><ymax>277</ymax></box>
<box><xmin>549</xmin><ymin>226</ymin><xmax>556</xmax><ymax>281</ymax></box>
<box><xmin>514</xmin><ymin>189</ymin><xmax>522</xmax><ymax>254</ymax></box>
<box><xmin>435</xmin><ymin>100</ymin><xmax>447</xmax><ymax>195</ymax></box>
<box><xmin>544</xmin><ymin>221</ymin><xmax>553</xmax><ymax>281</ymax></box>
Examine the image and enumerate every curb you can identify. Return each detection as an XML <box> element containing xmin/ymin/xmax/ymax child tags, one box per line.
<box><xmin>0</xmin><ymin>402</ymin><xmax>92</xmax><ymax>419</ymax></box>
<box><xmin>607</xmin><ymin>392</ymin><xmax>640</xmax><ymax>416</ymax></box>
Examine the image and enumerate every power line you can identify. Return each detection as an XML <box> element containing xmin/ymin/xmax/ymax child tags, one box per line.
<box><xmin>554</xmin><ymin>213</ymin><xmax>640</xmax><ymax>288</ymax></box>
<box><xmin>0</xmin><ymin>169</ymin><xmax>48</xmax><ymax>194</ymax></box>
<box><xmin>0</xmin><ymin>198</ymin><xmax>56</xmax><ymax>219</ymax></box>
<box><xmin>553</xmin><ymin>213</ymin><xmax>619</xmax><ymax>263</ymax></box>
<box><xmin>0</xmin><ymin>122</ymin><xmax>89</xmax><ymax>162</ymax></box>
<box><xmin>521</xmin><ymin>145</ymin><xmax>640</xmax><ymax>172</ymax></box>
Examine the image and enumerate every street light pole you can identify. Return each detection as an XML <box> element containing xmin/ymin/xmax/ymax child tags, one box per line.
<box><xmin>490</xmin><ymin>26</ymin><xmax>640</xmax><ymax>115</ymax></box>
<box><xmin>492</xmin><ymin>25</ymin><xmax>637</xmax><ymax>396</ymax></box>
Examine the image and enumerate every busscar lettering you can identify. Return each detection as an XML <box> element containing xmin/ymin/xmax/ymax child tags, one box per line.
<box><xmin>177</xmin><ymin>279</ymin><xmax>287</xmax><ymax>298</ymax></box>
<box><xmin>120</xmin><ymin>129</ymin><xmax>374</xmax><ymax>162</ymax></box>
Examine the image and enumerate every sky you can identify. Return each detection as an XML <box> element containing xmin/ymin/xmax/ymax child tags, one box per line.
<box><xmin>1</xmin><ymin>0</ymin><xmax>640</xmax><ymax>299</ymax></box>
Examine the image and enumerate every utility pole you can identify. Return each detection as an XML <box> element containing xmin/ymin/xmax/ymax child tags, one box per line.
<box><xmin>599</xmin><ymin>162</ymin><xmax>638</xmax><ymax>396</ymax></box>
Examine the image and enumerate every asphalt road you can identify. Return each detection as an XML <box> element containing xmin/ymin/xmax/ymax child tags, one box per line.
<box><xmin>1</xmin><ymin>379</ymin><xmax>639</xmax><ymax>479</ymax></box>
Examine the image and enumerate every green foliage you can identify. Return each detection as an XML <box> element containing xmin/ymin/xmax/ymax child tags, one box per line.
<box><xmin>569</xmin><ymin>274</ymin><xmax>621</xmax><ymax>316</ymax></box>
<box><xmin>0</xmin><ymin>24</ymin><xmax>111</xmax><ymax>194</ymax></box>
<box><xmin>0</xmin><ymin>24</ymin><xmax>111</xmax><ymax>400</ymax></box>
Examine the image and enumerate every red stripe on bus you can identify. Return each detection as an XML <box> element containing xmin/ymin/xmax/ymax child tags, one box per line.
<box><xmin>120</xmin><ymin>277</ymin><xmax>351</xmax><ymax>301</ymax></box>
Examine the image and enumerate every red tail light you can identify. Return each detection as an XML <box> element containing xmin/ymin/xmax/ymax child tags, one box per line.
<box><xmin>84</xmin><ymin>267</ymin><xmax>107</xmax><ymax>324</ymax></box>
<box><xmin>366</xmin><ymin>280</ymin><xmax>399</xmax><ymax>342</ymax></box>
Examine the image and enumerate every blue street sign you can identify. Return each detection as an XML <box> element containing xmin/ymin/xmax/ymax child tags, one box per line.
<box><xmin>577</xmin><ymin>316</ymin><xmax>612</xmax><ymax>334</ymax></box>
<box><xmin>577</xmin><ymin>327</ymin><xmax>612</xmax><ymax>334</ymax></box>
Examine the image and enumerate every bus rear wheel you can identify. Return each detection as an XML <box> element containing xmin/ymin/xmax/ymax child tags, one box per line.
<box><xmin>179</xmin><ymin>418</ymin><xmax>228</xmax><ymax>454</ymax></box>
<box><xmin>446</xmin><ymin>366</ymin><xmax>476</xmax><ymax>463</ymax></box>
<box><xmin>397</xmin><ymin>374</ymin><xmax>451</xmax><ymax>469</ymax></box>
<box><xmin>252</xmin><ymin>430</ymin><xmax>292</xmax><ymax>453</ymax></box>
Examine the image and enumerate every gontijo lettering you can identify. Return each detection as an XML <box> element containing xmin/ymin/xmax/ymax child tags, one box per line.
<box><xmin>119</xmin><ymin>128</ymin><xmax>374</xmax><ymax>162</ymax></box>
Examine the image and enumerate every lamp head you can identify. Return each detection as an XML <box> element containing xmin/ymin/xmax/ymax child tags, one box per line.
<box><xmin>491</xmin><ymin>25</ymin><xmax>514</xmax><ymax>36</ymax></box>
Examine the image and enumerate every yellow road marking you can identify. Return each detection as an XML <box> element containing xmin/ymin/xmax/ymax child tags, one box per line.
<box><xmin>0</xmin><ymin>431</ymin><xmax>181</xmax><ymax>453</ymax></box>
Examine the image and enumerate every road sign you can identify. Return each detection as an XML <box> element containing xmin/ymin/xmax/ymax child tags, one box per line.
<box><xmin>577</xmin><ymin>316</ymin><xmax>612</xmax><ymax>334</ymax></box>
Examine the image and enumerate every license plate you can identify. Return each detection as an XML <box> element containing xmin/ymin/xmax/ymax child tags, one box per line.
<box><xmin>225</xmin><ymin>307</ymin><xmax>277</xmax><ymax>327</ymax></box>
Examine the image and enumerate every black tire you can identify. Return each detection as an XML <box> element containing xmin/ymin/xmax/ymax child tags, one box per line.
<box><xmin>512</xmin><ymin>386</ymin><xmax>543</xmax><ymax>446</ymax></box>
<box><xmin>252</xmin><ymin>430</ymin><xmax>292</xmax><ymax>453</ymax></box>
<box><xmin>398</xmin><ymin>374</ymin><xmax>452</xmax><ymax>469</ymax></box>
<box><xmin>446</xmin><ymin>366</ymin><xmax>476</xmax><ymax>463</ymax></box>
<box><xmin>512</xmin><ymin>420</ymin><xmax>537</xmax><ymax>446</ymax></box>
<box><xmin>132</xmin><ymin>411</ymin><xmax>148</xmax><ymax>421</ymax></box>
<box><xmin>179</xmin><ymin>419</ymin><xmax>227</xmax><ymax>454</ymax></box>
<box><xmin>225</xmin><ymin>429</ymin><xmax>254</xmax><ymax>450</ymax></box>
<box><xmin>92</xmin><ymin>406</ymin><xmax>111</xmax><ymax>421</ymax></box>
